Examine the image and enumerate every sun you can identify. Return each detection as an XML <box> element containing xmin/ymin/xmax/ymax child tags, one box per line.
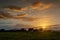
<box><xmin>38</xmin><ymin>16</ymin><xmax>52</xmax><ymax>30</ymax></box>
<box><xmin>40</xmin><ymin>23</ymin><xmax>48</xmax><ymax>30</ymax></box>
<box><xmin>36</xmin><ymin>19</ymin><xmax>51</xmax><ymax>30</ymax></box>
<box><xmin>34</xmin><ymin>15</ymin><xmax>52</xmax><ymax>30</ymax></box>
<box><xmin>34</xmin><ymin>23</ymin><xmax>48</xmax><ymax>30</ymax></box>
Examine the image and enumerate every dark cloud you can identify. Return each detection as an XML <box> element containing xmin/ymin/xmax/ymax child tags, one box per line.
<box><xmin>0</xmin><ymin>11</ymin><xmax>13</xmax><ymax>18</ymax></box>
<box><xmin>4</xmin><ymin>6</ymin><xmax>21</xmax><ymax>9</ymax></box>
<box><xmin>0</xmin><ymin>0</ymin><xmax>59</xmax><ymax>21</ymax></box>
<box><xmin>14</xmin><ymin>13</ymin><xmax>39</xmax><ymax>21</ymax></box>
<box><xmin>3</xmin><ymin>2</ymin><xmax>53</xmax><ymax>12</ymax></box>
<box><xmin>0</xmin><ymin>15</ymin><xmax>5</xmax><ymax>18</ymax></box>
<box><xmin>3</xmin><ymin>6</ymin><xmax>27</xmax><ymax>12</ymax></box>
<box><xmin>0</xmin><ymin>0</ymin><xmax>59</xmax><ymax>12</ymax></box>
<box><xmin>0</xmin><ymin>11</ymin><xmax>39</xmax><ymax>21</ymax></box>
<box><xmin>17</xmin><ymin>13</ymin><xmax>28</xmax><ymax>17</ymax></box>
<box><xmin>0</xmin><ymin>0</ymin><xmax>60</xmax><ymax>8</ymax></box>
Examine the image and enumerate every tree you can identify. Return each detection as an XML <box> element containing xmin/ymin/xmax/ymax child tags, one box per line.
<box><xmin>0</xmin><ymin>29</ymin><xmax>5</xmax><ymax>32</ymax></box>
<box><xmin>28</xmin><ymin>28</ymin><xmax>34</xmax><ymax>32</ymax></box>
<box><xmin>20</xmin><ymin>28</ymin><xmax>26</xmax><ymax>32</ymax></box>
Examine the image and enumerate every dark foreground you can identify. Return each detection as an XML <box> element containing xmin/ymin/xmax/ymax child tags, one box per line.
<box><xmin>0</xmin><ymin>31</ymin><xmax>60</xmax><ymax>40</ymax></box>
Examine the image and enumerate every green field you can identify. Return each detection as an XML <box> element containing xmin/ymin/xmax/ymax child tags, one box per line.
<box><xmin>0</xmin><ymin>31</ymin><xmax>60</xmax><ymax>40</ymax></box>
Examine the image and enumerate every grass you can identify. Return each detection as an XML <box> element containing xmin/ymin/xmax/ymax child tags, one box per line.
<box><xmin>0</xmin><ymin>31</ymin><xmax>60</xmax><ymax>40</ymax></box>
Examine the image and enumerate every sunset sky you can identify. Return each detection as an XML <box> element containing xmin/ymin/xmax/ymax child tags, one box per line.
<box><xmin>0</xmin><ymin>0</ymin><xmax>60</xmax><ymax>30</ymax></box>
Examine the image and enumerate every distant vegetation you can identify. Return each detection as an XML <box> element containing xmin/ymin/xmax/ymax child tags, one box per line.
<box><xmin>0</xmin><ymin>28</ymin><xmax>60</xmax><ymax>40</ymax></box>
<box><xmin>0</xmin><ymin>28</ymin><xmax>42</xmax><ymax>32</ymax></box>
<box><xmin>0</xmin><ymin>28</ymin><xmax>51</xmax><ymax>32</ymax></box>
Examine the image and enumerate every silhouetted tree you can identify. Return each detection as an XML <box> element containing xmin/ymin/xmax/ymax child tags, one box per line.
<box><xmin>33</xmin><ymin>29</ymin><xmax>38</xmax><ymax>32</ymax></box>
<box><xmin>0</xmin><ymin>29</ymin><xmax>5</xmax><ymax>32</ymax></box>
<box><xmin>28</xmin><ymin>28</ymin><xmax>34</xmax><ymax>32</ymax></box>
<box><xmin>20</xmin><ymin>28</ymin><xmax>26</xmax><ymax>32</ymax></box>
<box><xmin>39</xmin><ymin>28</ymin><xmax>43</xmax><ymax>32</ymax></box>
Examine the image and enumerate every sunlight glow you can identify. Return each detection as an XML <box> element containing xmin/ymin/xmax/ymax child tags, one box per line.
<box><xmin>36</xmin><ymin>16</ymin><xmax>52</xmax><ymax>30</ymax></box>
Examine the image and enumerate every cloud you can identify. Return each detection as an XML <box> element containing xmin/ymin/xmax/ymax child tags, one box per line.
<box><xmin>0</xmin><ymin>15</ymin><xmax>5</xmax><ymax>18</ymax></box>
<box><xmin>14</xmin><ymin>13</ymin><xmax>28</xmax><ymax>19</ymax></box>
<box><xmin>21</xmin><ymin>17</ymin><xmax>39</xmax><ymax>21</ymax></box>
<box><xmin>15</xmin><ymin>13</ymin><xmax>39</xmax><ymax>21</ymax></box>
<box><xmin>0</xmin><ymin>11</ymin><xmax>38</xmax><ymax>21</ymax></box>
<box><xmin>3</xmin><ymin>2</ymin><xmax>53</xmax><ymax>13</ymax></box>
<box><xmin>0</xmin><ymin>11</ymin><xmax>13</xmax><ymax>18</ymax></box>
<box><xmin>15</xmin><ymin>16</ymin><xmax>39</xmax><ymax>21</ymax></box>
<box><xmin>0</xmin><ymin>11</ymin><xmax>39</xmax><ymax>21</ymax></box>
<box><xmin>16</xmin><ymin>13</ymin><xmax>28</xmax><ymax>17</ymax></box>
<box><xmin>13</xmin><ymin>13</ymin><xmax>39</xmax><ymax>21</ymax></box>
<box><xmin>15</xmin><ymin>24</ymin><xmax>34</xmax><ymax>28</ymax></box>
<box><xmin>1</xmin><ymin>2</ymin><xmax>53</xmax><ymax>21</ymax></box>
<box><xmin>30</xmin><ymin>2</ymin><xmax>53</xmax><ymax>11</ymax></box>
<box><xmin>3</xmin><ymin>2</ymin><xmax>53</xmax><ymax>12</ymax></box>
<box><xmin>3</xmin><ymin>6</ymin><xmax>27</xmax><ymax>12</ymax></box>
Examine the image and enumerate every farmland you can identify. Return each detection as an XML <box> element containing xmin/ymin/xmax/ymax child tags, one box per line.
<box><xmin>0</xmin><ymin>31</ymin><xmax>60</xmax><ymax>40</ymax></box>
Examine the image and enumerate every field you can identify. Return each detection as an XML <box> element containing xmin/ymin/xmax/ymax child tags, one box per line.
<box><xmin>0</xmin><ymin>31</ymin><xmax>60</xmax><ymax>40</ymax></box>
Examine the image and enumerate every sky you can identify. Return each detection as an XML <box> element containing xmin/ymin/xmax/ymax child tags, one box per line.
<box><xmin>0</xmin><ymin>0</ymin><xmax>60</xmax><ymax>30</ymax></box>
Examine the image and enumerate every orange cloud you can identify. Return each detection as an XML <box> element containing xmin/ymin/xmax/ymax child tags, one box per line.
<box><xmin>30</xmin><ymin>2</ymin><xmax>53</xmax><ymax>11</ymax></box>
<box><xmin>3</xmin><ymin>6</ymin><xmax>27</xmax><ymax>12</ymax></box>
<box><xmin>14</xmin><ymin>14</ymin><xmax>39</xmax><ymax>21</ymax></box>
<box><xmin>0</xmin><ymin>15</ymin><xmax>5</xmax><ymax>18</ymax></box>
<box><xmin>16</xmin><ymin>13</ymin><xmax>28</xmax><ymax>17</ymax></box>
<box><xmin>11</xmin><ymin>8</ymin><xmax>26</xmax><ymax>12</ymax></box>
<box><xmin>14</xmin><ymin>17</ymin><xmax>39</xmax><ymax>21</ymax></box>
<box><xmin>21</xmin><ymin>17</ymin><xmax>39</xmax><ymax>21</ymax></box>
<box><xmin>3</xmin><ymin>2</ymin><xmax>53</xmax><ymax>13</ymax></box>
<box><xmin>31</xmin><ymin>2</ymin><xmax>42</xmax><ymax>9</ymax></box>
<box><xmin>0</xmin><ymin>12</ymin><xmax>39</xmax><ymax>21</ymax></box>
<box><xmin>0</xmin><ymin>12</ymin><xmax>14</xmax><ymax>19</ymax></box>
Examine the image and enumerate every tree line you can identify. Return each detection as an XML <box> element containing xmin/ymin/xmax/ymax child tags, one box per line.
<box><xmin>0</xmin><ymin>28</ymin><xmax>43</xmax><ymax>32</ymax></box>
